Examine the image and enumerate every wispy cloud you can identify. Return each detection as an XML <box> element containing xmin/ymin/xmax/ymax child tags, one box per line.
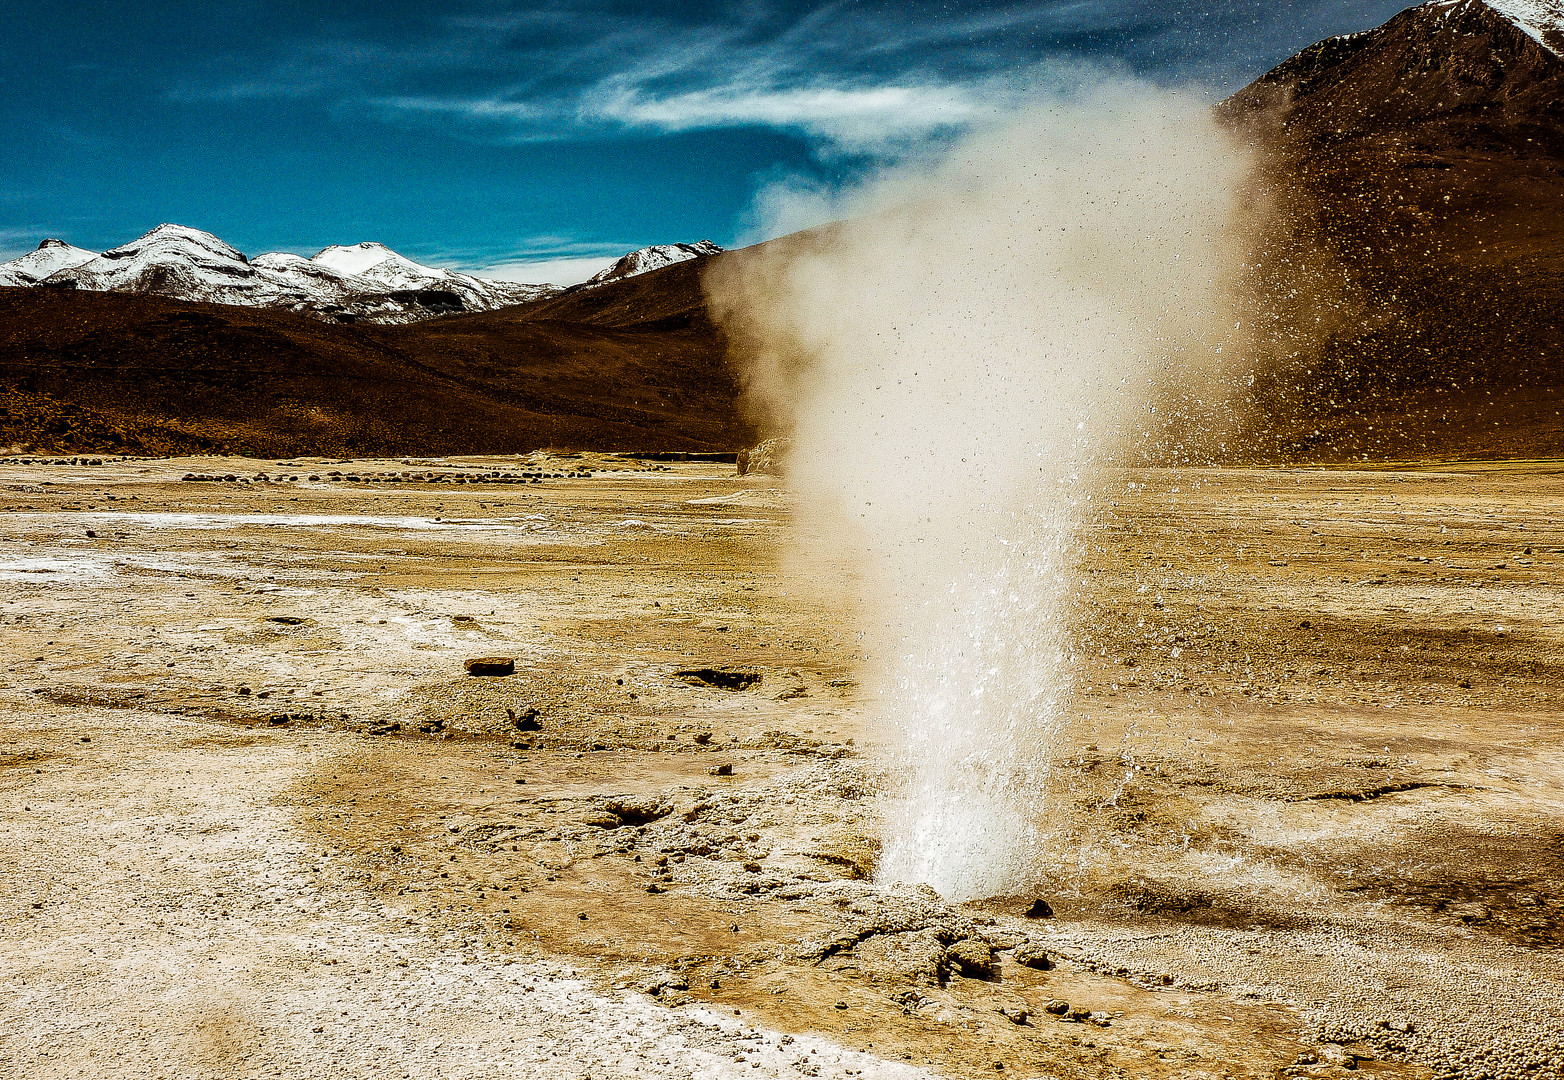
<box><xmin>169</xmin><ymin>3</ymin><xmax>1077</xmax><ymax>156</ymax></box>
<box><xmin>163</xmin><ymin>1</ymin><xmax>1408</xmax><ymax>156</ymax></box>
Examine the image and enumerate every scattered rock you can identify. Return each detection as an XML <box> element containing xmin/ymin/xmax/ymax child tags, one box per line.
<box><xmin>636</xmin><ymin>972</ymin><xmax>689</xmax><ymax>996</ymax></box>
<box><xmin>464</xmin><ymin>657</ymin><xmax>515</xmax><ymax>677</ymax></box>
<box><xmin>709</xmin><ymin>763</ymin><xmax>733</xmax><ymax>776</ymax></box>
<box><xmin>946</xmin><ymin>938</ymin><xmax>998</xmax><ymax>980</ymax></box>
<box><xmin>1317</xmin><ymin>1044</ymin><xmax>1357</xmax><ymax>1069</ymax></box>
<box><xmin>1023</xmin><ymin>898</ymin><xmax>1054</xmax><ymax>918</ymax></box>
<box><xmin>997</xmin><ymin>1006</ymin><xmax>1029</xmax><ymax>1025</ymax></box>
<box><xmin>1012</xmin><ymin>942</ymin><xmax>1054</xmax><ymax>970</ymax></box>
<box><xmin>675</xmin><ymin>667</ymin><xmax>761</xmax><ymax>691</ymax></box>
<box><xmin>736</xmin><ymin>437</ymin><xmax>791</xmax><ymax>477</ymax></box>
<box><xmin>508</xmin><ymin>708</ymin><xmax>541</xmax><ymax>731</ymax></box>
<box><xmin>855</xmin><ymin>930</ymin><xmax>948</xmax><ymax>986</ymax></box>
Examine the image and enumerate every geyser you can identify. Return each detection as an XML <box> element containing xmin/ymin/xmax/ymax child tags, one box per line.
<box><xmin>710</xmin><ymin>85</ymin><xmax>1252</xmax><ymax>901</ymax></box>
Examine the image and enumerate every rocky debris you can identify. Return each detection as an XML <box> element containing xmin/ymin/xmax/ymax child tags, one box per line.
<box><xmin>709</xmin><ymin>763</ymin><xmax>734</xmax><ymax>776</ymax></box>
<box><xmin>464</xmin><ymin>657</ymin><xmax>515</xmax><ymax>677</ymax></box>
<box><xmin>180</xmin><ymin>469</ymin><xmax>589</xmax><ymax>484</ymax></box>
<box><xmin>1011</xmin><ymin>942</ymin><xmax>1054</xmax><ymax>970</ymax></box>
<box><xmin>636</xmin><ymin>971</ymin><xmax>689</xmax><ymax>997</ymax></box>
<box><xmin>1024</xmin><ymin>899</ymin><xmax>1054</xmax><ymax>918</ymax></box>
<box><xmin>945</xmin><ymin>938</ymin><xmax>998</xmax><ymax>980</ymax></box>
<box><xmin>508</xmin><ymin>708</ymin><xmax>542</xmax><ymax>731</ymax></box>
<box><xmin>997</xmin><ymin>1006</ymin><xmax>1029</xmax><ymax>1025</ymax></box>
<box><xmin>736</xmin><ymin>438</ymin><xmax>791</xmax><ymax>477</ymax></box>
<box><xmin>1043</xmin><ymin>999</ymin><xmax>1070</xmax><ymax>1016</ymax></box>
<box><xmin>675</xmin><ymin>667</ymin><xmax>761</xmax><ymax>691</ymax></box>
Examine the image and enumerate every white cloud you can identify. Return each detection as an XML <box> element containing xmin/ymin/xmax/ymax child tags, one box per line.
<box><xmin>477</xmin><ymin>254</ymin><xmax>618</xmax><ymax>287</ymax></box>
<box><xmin>581</xmin><ymin>82</ymin><xmax>994</xmax><ymax>149</ymax></box>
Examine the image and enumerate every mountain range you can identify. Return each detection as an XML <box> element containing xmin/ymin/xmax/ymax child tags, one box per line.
<box><xmin>0</xmin><ymin>0</ymin><xmax>1560</xmax><ymax>460</ymax></box>
<box><xmin>0</xmin><ymin>225</ymin><xmax>723</xmax><ymax>325</ymax></box>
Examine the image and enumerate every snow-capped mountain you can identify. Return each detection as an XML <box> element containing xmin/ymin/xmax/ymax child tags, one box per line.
<box><xmin>309</xmin><ymin>241</ymin><xmax>549</xmax><ymax>312</ymax></box>
<box><xmin>0</xmin><ymin>239</ymin><xmax>97</xmax><ymax>287</ymax></box>
<box><xmin>1</xmin><ymin>224</ymin><xmax>560</xmax><ymax>324</ymax></box>
<box><xmin>1222</xmin><ymin>0</ymin><xmax>1564</xmax><ymax>134</ymax></box>
<box><xmin>580</xmin><ymin>240</ymin><xmax>722</xmax><ymax>289</ymax></box>
<box><xmin>1481</xmin><ymin>0</ymin><xmax>1564</xmax><ymax>54</ymax></box>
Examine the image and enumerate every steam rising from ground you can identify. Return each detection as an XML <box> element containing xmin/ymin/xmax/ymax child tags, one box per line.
<box><xmin>709</xmin><ymin>85</ymin><xmax>1252</xmax><ymax>901</ymax></box>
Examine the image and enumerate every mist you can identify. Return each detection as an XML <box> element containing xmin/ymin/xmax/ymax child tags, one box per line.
<box><xmin>707</xmin><ymin>83</ymin><xmax>1255</xmax><ymax>901</ymax></box>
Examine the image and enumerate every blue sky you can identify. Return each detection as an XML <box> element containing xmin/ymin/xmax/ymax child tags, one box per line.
<box><xmin>0</xmin><ymin>1</ymin><xmax>1411</xmax><ymax>283</ymax></box>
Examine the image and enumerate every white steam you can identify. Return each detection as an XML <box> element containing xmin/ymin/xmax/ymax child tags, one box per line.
<box><xmin>710</xmin><ymin>84</ymin><xmax>1252</xmax><ymax>901</ymax></box>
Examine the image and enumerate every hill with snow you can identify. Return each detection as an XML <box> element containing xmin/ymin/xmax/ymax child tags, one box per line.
<box><xmin>579</xmin><ymin>240</ymin><xmax>722</xmax><ymax>289</ymax></box>
<box><xmin>1214</xmin><ymin>0</ymin><xmax>1564</xmax><ymax>462</ymax></box>
<box><xmin>0</xmin><ymin>239</ymin><xmax>97</xmax><ymax>287</ymax></box>
<box><xmin>0</xmin><ymin>225</ymin><xmax>561</xmax><ymax>324</ymax></box>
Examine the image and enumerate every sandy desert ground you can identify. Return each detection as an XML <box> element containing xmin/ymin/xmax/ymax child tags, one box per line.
<box><xmin>1</xmin><ymin>453</ymin><xmax>1560</xmax><ymax>1080</ymax></box>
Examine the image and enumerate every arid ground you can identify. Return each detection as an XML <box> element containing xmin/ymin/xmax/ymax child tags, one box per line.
<box><xmin>2</xmin><ymin>455</ymin><xmax>1560</xmax><ymax>1080</ymax></box>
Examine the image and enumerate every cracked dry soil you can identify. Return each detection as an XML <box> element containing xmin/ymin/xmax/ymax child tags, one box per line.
<box><xmin>1</xmin><ymin>454</ymin><xmax>1561</xmax><ymax>1080</ymax></box>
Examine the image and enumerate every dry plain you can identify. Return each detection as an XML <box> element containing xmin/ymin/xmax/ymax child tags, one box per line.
<box><xmin>0</xmin><ymin>454</ymin><xmax>1560</xmax><ymax>1080</ymax></box>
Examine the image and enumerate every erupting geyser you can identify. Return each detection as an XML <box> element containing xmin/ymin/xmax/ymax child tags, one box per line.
<box><xmin>711</xmin><ymin>84</ymin><xmax>1253</xmax><ymax>900</ymax></box>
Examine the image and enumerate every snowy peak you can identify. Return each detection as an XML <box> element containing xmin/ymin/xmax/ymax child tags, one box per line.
<box><xmin>1474</xmin><ymin>0</ymin><xmax>1564</xmax><ymax>55</ymax></box>
<box><xmin>0</xmin><ymin>239</ymin><xmax>98</xmax><ymax>286</ymax></box>
<box><xmin>1221</xmin><ymin>0</ymin><xmax>1564</xmax><ymax>134</ymax></box>
<box><xmin>581</xmin><ymin>240</ymin><xmax>723</xmax><ymax>289</ymax></box>
<box><xmin>100</xmin><ymin>223</ymin><xmax>246</xmax><ymax>265</ymax></box>
<box><xmin>5</xmin><ymin>224</ymin><xmax>559</xmax><ymax>323</ymax></box>
<box><xmin>311</xmin><ymin>241</ymin><xmax>406</xmax><ymax>278</ymax></box>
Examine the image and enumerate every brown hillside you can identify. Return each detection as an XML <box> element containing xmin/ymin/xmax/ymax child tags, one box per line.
<box><xmin>0</xmin><ymin>257</ymin><xmax>750</xmax><ymax>457</ymax></box>
<box><xmin>1219</xmin><ymin>0</ymin><xmax>1564</xmax><ymax>462</ymax></box>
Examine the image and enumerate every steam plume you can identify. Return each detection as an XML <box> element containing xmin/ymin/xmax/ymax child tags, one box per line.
<box><xmin>709</xmin><ymin>84</ymin><xmax>1252</xmax><ymax>901</ymax></box>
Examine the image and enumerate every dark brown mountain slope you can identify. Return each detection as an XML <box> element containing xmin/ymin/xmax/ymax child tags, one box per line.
<box><xmin>1219</xmin><ymin>0</ymin><xmax>1564</xmax><ymax>461</ymax></box>
<box><xmin>0</xmin><ymin>256</ymin><xmax>750</xmax><ymax>457</ymax></box>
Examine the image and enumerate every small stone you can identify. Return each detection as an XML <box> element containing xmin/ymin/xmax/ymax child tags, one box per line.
<box><xmin>1013</xmin><ymin>942</ymin><xmax>1054</xmax><ymax>970</ymax></box>
<box><xmin>1087</xmin><ymin>1012</ymin><xmax>1112</xmax><ymax>1028</ymax></box>
<box><xmin>946</xmin><ymin>938</ymin><xmax>997</xmax><ymax>980</ymax></box>
<box><xmin>509</xmin><ymin>708</ymin><xmax>542</xmax><ymax>731</ymax></box>
<box><xmin>998</xmin><ymin>1006</ymin><xmax>1029</xmax><ymax>1025</ymax></box>
<box><xmin>710</xmin><ymin>763</ymin><xmax>733</xmax><ymax>776</ymax></box>
<box><xmin>834</xmin><ymin>1001</ymin><xmax>848</xmax><ymax>1010</ymax></box>
<box><xmin>578</xmin><ymin>913</ymin><xmax>588</xmax><ymax>921</ymax></box>
<box><xmin>692</xmin><ymin>732</ymin><xmax>713</xmax><ymax>745</ymax></box>
<box><xmin>1043</xmin><ymin>999</ymin><xmax>1069</xmax><ymax>1016</ymax></box>
<box><xmin>465</xmin><ymin>657</ymin><xmax>515</xmax><ymax>676</ymax></box>
<box><xmin>1316</xmin><ymin>1044</ymin><xmax>1356</xmax><ymax>1069</ymax></box>
<box><xmin>1024</xmin><ymin>899</ymin><xmax>1054</xmax><ymax>918</ymax></box>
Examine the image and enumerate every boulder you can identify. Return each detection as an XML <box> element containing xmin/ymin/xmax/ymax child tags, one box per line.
<box><xmin>736</xmin><ymin>437</ymin><xmax>792</xmax><ymax>477</ymax></box>
<box><xmin>464</xmin><ymin>657</ymin><xmax>515</xmax><ymax>676</ymax></box>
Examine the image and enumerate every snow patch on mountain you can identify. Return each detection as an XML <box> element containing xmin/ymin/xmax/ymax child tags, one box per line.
<box><xmin>581</xmin><ymin>240</ymin><xmax>723</xmax><ymax>289</ymax></box>
<box><xmin>1484</xmin><ymin>0</ymin><xmax>1564</xmax><ymax>53</ymax></box>
<box><xmin>1426</xmin><ymin>0</ymin><xmax>1564</xmax><ymax>54</ymax></box>
<box><xmin>5</xmin><ymin>224</ymin><xmax>560</xmax><ymax>324</ymax></box>
<box><xmin>0</xmin><ymin>239</ymin><xmax>99</xmax><ymax>287</ymax></box>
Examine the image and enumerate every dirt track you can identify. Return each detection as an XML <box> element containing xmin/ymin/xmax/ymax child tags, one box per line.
<box><xmin>1</xmin><ymin>454</ymin><xmax>1560</xmax><ymax>1079</ymax></box>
